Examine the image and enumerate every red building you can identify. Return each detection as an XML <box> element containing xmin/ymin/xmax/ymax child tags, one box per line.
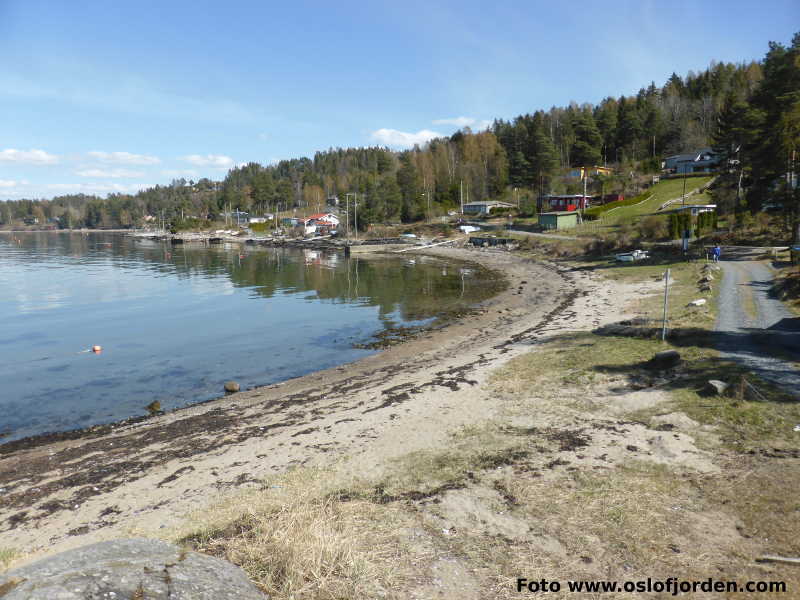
<box><xmin>538</xmin><ymin>195</ymin><xmax>590</xmax><ymax>213</ymax></box>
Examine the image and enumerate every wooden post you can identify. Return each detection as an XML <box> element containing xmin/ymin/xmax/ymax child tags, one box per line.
<box><xmin>661</xmin><ymin>268</ymin><xmax>670</xmax><ymax>341</ymax></box>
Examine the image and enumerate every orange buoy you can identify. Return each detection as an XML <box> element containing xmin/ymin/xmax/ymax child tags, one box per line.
<box><xmin>92</xmin><ymin>345</ymin><xmax>102</xmax><ymax>354</ymax></box>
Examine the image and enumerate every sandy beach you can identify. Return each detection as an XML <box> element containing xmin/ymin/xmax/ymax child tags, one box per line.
<box><xmin>0</xmin><ymin>246</ymin><xmax>620</xmax><ymax>559</ymax></box>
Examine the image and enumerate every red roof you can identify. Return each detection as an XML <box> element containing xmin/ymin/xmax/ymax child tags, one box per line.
<box><xmin>307</xmin><ymin>212</ymin><xmax>334</xmax><ymax>220</ymax></box>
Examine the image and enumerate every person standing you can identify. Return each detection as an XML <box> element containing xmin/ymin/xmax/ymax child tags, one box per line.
<box><xmin>713</xmin><ymin>245</ymin><xmax>721</xmax><ymax>262</ymax></box>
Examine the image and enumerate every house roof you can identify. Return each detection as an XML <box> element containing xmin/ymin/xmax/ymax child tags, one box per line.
<box><xmin>306</xmin><ymin>212</ymin><xmax>336</xmax><ymax>220</ymax></box>
<box><xmin>666</xmin><ymin>148</ymin><xmax>715</xmax><ymax>162</ymax></box>
<box><xmin>463</xmin><ymin>201</ymin><xmax>514</xmax><ymax>207</ymax></box>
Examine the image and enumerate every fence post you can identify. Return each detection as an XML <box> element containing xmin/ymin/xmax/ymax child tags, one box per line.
<box><xmin>661</xmin><ymin>268</ymin><xmax>670</xmax><ymax>341</ymax></box>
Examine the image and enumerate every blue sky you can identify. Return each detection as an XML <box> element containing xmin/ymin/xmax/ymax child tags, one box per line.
<box><xmin>1</xmin><ymin>0</ymin><xmax>798</xmax><ymax>200</ymax></box>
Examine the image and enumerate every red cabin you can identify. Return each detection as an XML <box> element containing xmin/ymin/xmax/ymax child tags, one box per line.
<box><xmin>539</xmin><ymin>195</ymin><xmax>590</xmax><ymax>212</ymax></box>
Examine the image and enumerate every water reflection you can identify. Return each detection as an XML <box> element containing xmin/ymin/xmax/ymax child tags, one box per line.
<box><xmin>0</xmin><ymin>232</ymin><xmax>500</xmax><ymax>441</ymax></box>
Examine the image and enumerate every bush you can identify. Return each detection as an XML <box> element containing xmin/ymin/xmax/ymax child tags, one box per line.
<box><xmin>637</xmin><ymin>215</ymin><xmax>668</xmax><ymax>240</ymax></box>
<box><xmin>249</xmin><ymin>222</ymin><xmax>270</xmax><ymax>233</ymax></box>
<box><xmin>169</xmin><ymin>217</ymin><xmax>211</xmax><ymax>233</ymax></box>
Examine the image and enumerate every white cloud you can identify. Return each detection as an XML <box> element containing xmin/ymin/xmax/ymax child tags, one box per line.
<box><xmin>370</xmin><ymin>128</ymin><xmax>443</xmax><ymax>149</ymax></box>
<box><xmin>432</xmin><ymin>117</ymin><xmax>493</xmax><ymax>130</ymax></box>
<box><xmin>76</xmin><ymin>168</ymin><xmax>145</xmax><ymax>178</ymax></box>
<box><xmin>87</xmin><ymin>151</ymin><xmax>161</xmax><ymax>165</ymax></box>
<box><xmin>0</xmin><ymin>148</ymin><xmax>59</xmax><ymax>165</ymax></box>
<box><xmin>0</xmin><ymin>179</ymin><xmax>17</xmax><ymax>188</ymax></box>
<box><xmin>181</xmin><ymin>154</ymin><xmax>235</xmax><ymax>168</ymax></box>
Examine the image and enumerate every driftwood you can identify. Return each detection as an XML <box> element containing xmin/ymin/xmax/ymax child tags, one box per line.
<box><xmin>756</xmin><ymin>555</ymin><xmax>800</xmax><ymax>566</ymax></box>
<box><xmin>393</xmin><ymin>237</ymin><xmax>464</xmax><ymax>253</ymax></box>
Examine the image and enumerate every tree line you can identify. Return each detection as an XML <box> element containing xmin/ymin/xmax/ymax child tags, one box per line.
<box><xmin>2</xmin><ymin>32</ymin><xmax>796</xmax><ymax>235</ymax></box>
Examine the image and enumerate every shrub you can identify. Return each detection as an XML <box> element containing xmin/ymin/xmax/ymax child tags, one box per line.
<box><xmin>637</xmin><ymin>215</ymin><xmax>668</xmax><ymax>240</ymax></box>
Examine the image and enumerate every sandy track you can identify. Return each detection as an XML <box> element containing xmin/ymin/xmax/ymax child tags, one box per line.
<box><xmin>0</xmin><ymin>247</ymin><xmax>628</xmax><ymax>561</ymax></box>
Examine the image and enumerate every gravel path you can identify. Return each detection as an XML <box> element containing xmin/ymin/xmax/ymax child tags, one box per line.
<box><xmin>716</xmin><ymin>252</ymin><xmax>800</xmax><ymax>397</ymax></box>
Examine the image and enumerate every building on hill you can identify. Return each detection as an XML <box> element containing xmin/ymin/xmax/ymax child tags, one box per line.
<box><xmin>539</xmin><ymin>211</ymin><xmax>578</xmax><ymax>230</ymax></box>
<box><xmin>663</xmin><ymin>149</ymin><xmax>720</xmax><ymax>174</ymax></box>
<box><xmin>537</xmin><ymin>195</ymin><xmax>590</xmax><ymax>212</ymax></box>
<box><xmin>566</xmin><ymin>166</ymin><xmax>613</xmax><ymax>180</ymax></box>
<box><xmin>462</xmin><ymin>201</ymin><xmax>514</xmax><ymax>215</ymax></box>
<box><xmin>302</xmin><ymin>212</ymin><xmax>340</xmax><ymax>226</ymax></box>
<box><xmin>666</xmin><ymin>204</ymin><xmax>717</xmax><ymax>216</ymax></box>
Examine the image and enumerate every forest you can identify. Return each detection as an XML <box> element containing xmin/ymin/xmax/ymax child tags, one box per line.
<box><xmin>1</xmin><ymin>32</ymin><xmax>797</xmax><ymax>235</ymax></box>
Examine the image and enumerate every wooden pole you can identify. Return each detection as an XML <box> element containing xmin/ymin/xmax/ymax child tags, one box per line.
<box><xmin>661</xmin><ymin>268</ymin><xmax>670</xmax><ymax>341</ymax></box>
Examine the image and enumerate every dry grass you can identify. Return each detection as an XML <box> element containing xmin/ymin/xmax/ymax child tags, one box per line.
<box><xmin>178</xmin><ymin>468</ymin><xmax>415</xmax><ymax>599</ymax></box>
<box><xmin>0</xmin><ymin>547</ymin><xmax>19</xmax><ymax>570</ymax></box>
<box><xmin>168</xmin><ymin>251</ymin><xmax>798</xmax><ymax>599</ymax></box>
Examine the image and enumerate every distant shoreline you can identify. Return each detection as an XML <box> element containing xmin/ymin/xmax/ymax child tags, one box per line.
<box><xmin>0</xmin><ymin>228</ymin><xmax>134</xmax><ymax>233</ymax></box>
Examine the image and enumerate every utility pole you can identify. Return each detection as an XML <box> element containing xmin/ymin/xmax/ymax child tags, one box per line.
<box><xmin>460</xmin><ymin>179</ymin><xmax>463</xmax><ymax>215</ymax></box>
<box><xmin>345</xmin><ymin>192</ymin><xmax>355</xmax><ymax>239</ymax></box>
<box><xmin>354</xmin><ymin>193</ymin><xmax>358</xmax><ymax>241</ymax></box>
<box><xmin>582</xmin><ymin>170</ymin><xmax>588</xmax><ymax>220</ymax></box>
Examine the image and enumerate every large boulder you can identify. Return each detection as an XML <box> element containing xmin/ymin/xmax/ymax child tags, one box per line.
<box><xmin>0</xmin><ymin>538</ymin><xmax>264</xmax><ymax>599</ymax></box>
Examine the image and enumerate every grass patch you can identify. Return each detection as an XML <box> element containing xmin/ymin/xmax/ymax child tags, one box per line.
<box><xmin>178</xmin><ymin>468</ymin><xmax>414</xmax><ymax>599</ymax></box>
<box><xmin>490</xmin><ymin>332</ymin><xmax>660</xmax><ymax>395</ymax></box>
<box><xmin>582</xmin><ymin>177</ymin><xmax>712</xmax><ymax>228</ymax></box>
<box><xmin>378</xmin><ymin>424</ymin><xmax>531</xmax><ymax>496</ymax></box>
<box><xmin>585</xmin><ymin>257</ymin><xmax>719</xmax><ymax>330</ymax></box>
<box><xmin>0</xmin><ymin>547</ymin><xmax>19</xmax><ymax>570</ymax></box>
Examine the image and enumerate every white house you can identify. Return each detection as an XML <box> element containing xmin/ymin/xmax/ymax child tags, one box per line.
<box><xmin>663</xmin><ymin>148</ymin><xmax>720</xmax><ymax>174</ymax></box>
<box><xmin>462</xmin><ymin>201</ymin><xmax>514</xmax><ymax>215</ymax></box>
<box><xmin>303</xmin><ymin>212</ymin><xmax>340</xmax><ymax>226</ymax></box>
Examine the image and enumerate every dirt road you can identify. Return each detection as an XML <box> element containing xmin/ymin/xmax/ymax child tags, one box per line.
<box><xmin>716</xmin><ymin>248</ymin><xmax>800</xmax><ymax>396</ymax></box>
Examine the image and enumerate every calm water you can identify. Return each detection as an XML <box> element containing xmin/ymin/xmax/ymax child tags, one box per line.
<box><xmin>0</xmin><ymin>232</ymin><xmax>499</xmax><ymax>441</ymax></box>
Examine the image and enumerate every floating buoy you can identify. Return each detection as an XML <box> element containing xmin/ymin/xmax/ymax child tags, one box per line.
<box><xmin>92</xmin><ymin>345</ymin><xmax>102</xmax><ymax>354</ymax></box>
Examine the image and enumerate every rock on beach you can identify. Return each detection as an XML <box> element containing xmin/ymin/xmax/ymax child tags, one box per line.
<box><xmin>0</xmin><ymin>538</ymin><xmax>264</xmax><ymax>599</ymax></box>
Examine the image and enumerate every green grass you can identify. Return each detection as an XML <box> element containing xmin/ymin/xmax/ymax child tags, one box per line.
<box><xmin>575</xmin><ymin>257</ymin><xmax>718</xmax><ymax>330</ymax></box>
<box><xmin>578</xmin><ymin>177</ymin><xmax>713</xmax><ymax>235</ymax></box>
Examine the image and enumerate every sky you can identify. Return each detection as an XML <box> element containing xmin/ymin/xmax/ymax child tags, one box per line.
<box><xmin>1</xmin><ymin>0</ymin><xmax>798</xmax><ymax>200</ymax></box>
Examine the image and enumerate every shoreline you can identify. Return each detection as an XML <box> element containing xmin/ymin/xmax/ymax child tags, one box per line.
<box><xmin>0</xmin><ymin>246</ymin><xmax>622</xmax><ymax>563</ymax></box>
<box><xmin>0</xmin><ymin>249</ymin><xmax>505</xmax><ymax>452</ymax></box>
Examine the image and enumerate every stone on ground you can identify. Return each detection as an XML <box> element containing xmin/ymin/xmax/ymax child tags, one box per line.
<box><xmin>0</xmin><ymin>538</ymin><xmax>264</xmax><ymax>599</ymax></box>
<box><xmin>705</xmin><ymin>380</ymin><xmax>729</xmax><ymax>396</ymax></box>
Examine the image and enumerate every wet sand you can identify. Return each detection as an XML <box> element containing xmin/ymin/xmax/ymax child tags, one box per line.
<box><xmin>0</xmin><ymin>246</ymin><xmax>623</xmax><ymax>561</ymax></box>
